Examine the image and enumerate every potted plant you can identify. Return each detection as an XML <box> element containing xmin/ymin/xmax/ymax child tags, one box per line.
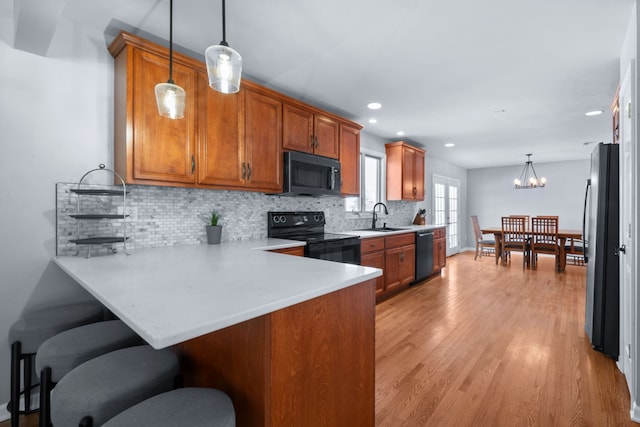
<box><xmin>205</xmin><ymin>210</ymin><xmax>222</xmax><ymax>244</ymax></box>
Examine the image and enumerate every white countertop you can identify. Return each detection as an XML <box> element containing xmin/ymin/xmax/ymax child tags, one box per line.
<box><xmin>54</xmin><ymin>239</ymin><xmax>381</xmax><ymax>349</ymax></box>
<box><xmin>340</xmin><ymin>224</ymin><xmax>444</xmax><ymax>238</ymax></box>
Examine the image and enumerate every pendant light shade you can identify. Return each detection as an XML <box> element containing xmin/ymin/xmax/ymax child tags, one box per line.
<box><xmin>205</xmin><ymin>0</ymin><xmax>242</xmax><ymax>94</ymax></box>
<box><xmin>514</xmin><ymin>154</ymin><xmax>546</xmax><ymax>189</ymax></box>
<box><xmin>155</xmin><ymin>82</ymin><xmax>186</xmax><ymax>119</ymax></box>
<box><xmin>155</xmin><ymin>0</ymin><xmax>185</xmax><ymax>119</ymax></box>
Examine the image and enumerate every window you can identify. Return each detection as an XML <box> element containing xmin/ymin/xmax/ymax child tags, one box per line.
<box><xmin>344</xmin><ymin>149</ymin><xmax>385</xmax><ymax>213</ymax></box>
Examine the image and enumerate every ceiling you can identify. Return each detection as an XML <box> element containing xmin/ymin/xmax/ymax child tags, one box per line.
<box><xmin>10</xmin><ymin>0</ymin><xmax>635</xmax><ymax>169</ymax></box>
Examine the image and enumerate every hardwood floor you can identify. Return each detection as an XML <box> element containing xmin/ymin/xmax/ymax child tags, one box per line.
<box><xmin>376</xmin><ymin>252</ymin><xmax>633</xmax><ymax>426</ymax></box>
<box><xmin>2</xmin><ymin>252</ymin><xmax>632</xmax><ymax>426</ymax></box>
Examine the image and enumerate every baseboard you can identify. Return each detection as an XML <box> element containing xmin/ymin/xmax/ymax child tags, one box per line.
<box><xmin>630</xmin><ymin>399</ymin><xmax>640</xmax><ymax>422</ymax></box>
<box><xmin>0</xmin><ymin>403</ymin><xmax>8</xmax><ymax>423</ymax></box>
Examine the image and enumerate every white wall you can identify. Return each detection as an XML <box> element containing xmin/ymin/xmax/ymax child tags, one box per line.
<box><xmin>467</xmin><ymin>159</ymin><xmax>591</xmax><ymax>247</ymax></box>
<box><xmin>0</xmin><ymin>16</ymin><xmax>114</xmax><ymax>405</ymax></box>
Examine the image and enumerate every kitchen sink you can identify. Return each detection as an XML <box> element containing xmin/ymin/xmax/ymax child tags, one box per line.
<box><xmin>355</xmin><ymin>227</ymin><xmax>409</xmax><ymax>232</ymax></box>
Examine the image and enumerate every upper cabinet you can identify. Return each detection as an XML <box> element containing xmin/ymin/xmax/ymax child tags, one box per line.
<box><xmin>111</xmin><ymin>35</ymin><xmax>198</xmax><ymax>185</ymax></box>
<box><xmin>283</xmin><ymin>103</ymin><xmax>339</xmax><ymax>159</ymax></box>
<box><xmin>196</xmin><ymin>71</ymin><xmax>244</xmax><ymax>188</ymax></box>
<box><xmin>339</xmin><ymin>123</ymin><xmax>360</xmax><ymax>196</ymax></box>
<box><xmin>385</xmin><ymin>141</ymin><xmax>425</xmax><ymax>201</ymax></box>
<box><xmin>243</xmin><ymin>88</ymin><xmax>282</xmax><ymax>191</ymax></box>
<box><xmin>109</xmin><ymin>31</ymin><xmax>360</xmax><ymax>194</ymax></box>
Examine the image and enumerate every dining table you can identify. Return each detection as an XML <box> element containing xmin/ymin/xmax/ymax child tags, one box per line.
<box><xmin>480</xmin><ymin>226</ymin><xmax>583</xmax><ymax>272</ymax></box>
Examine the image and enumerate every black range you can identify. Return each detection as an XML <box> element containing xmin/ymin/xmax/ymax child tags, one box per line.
<box><xmin>267</xmin><ymin>211</ymin><xmax>361</xmax><ymax>265</ymax></box>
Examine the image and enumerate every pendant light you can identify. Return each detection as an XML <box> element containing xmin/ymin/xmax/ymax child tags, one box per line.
<box><xmin>154</xmin><ymin>0</ymin><xmax>186</xmax><ymax>119</ymax></box>
<box><xmin>514</xmin><ymin>154</ymin><xmax>546</xmax><ymax>189</ymax></box>
<box><xmin>205</xmin><ymin>0</ymin><xmax>242</xmax><ymax>94</ymax></box>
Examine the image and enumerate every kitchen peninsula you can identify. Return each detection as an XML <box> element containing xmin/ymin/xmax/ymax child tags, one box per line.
<box><xmin>54</xmin><ymin>240</ymin><xmax>381</xmax><ymax>426</ymax></box>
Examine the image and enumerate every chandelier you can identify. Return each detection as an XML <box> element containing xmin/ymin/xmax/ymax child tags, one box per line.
<box><xmin>514</xmin><ymin>154</ymin><xmax>546</xmax><ymax>189</ymax></box>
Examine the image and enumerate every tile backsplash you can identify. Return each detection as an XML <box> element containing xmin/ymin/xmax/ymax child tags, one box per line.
<box><xmin>56</xmin><ymin>182</ymin><xmax>417</xmax><ymax>256</ymax></box>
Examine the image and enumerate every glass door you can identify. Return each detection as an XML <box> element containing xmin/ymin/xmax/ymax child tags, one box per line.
<box><xmin>433</xmin><ymin>175</ymin><xmax>460</xmax><ymax>256</ymax></box>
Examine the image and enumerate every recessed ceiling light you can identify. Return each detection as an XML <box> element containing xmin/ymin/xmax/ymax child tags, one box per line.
<box><xmin>585</xmin><ymin>110</ymin><xmax>604</xmax><ymax>116</ymax></box>
<box><xmin>369</xmin><ymin>118</ymin><xmax>377</xmax><ymax>124</ymax></box>
<box><xmin>444</xmin><ymin>143</ymin><xmax>455</xmax><ymax>148</ymax></box>
<box><xmin>367</xmin><ymin>102</ymin><xmax>382</xmax><ymax>110</ymax></box>
<box><xmin>396</xmin><ymin>131</ymin><xmax>405</xmax><ymax>136</ymax></box>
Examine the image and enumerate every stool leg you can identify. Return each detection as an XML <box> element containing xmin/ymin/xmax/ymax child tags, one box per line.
<box><xmin>39</xmin><ymin>367</ymin><xmax>52</xmax><ymax>427</ymax></box>
<box><xmin>23</xmin><ymin>354</ymin><xmax>32</xmax><ymax>412</ymax></box>
<box><xmin>10</xmin><ymin>341</ymin><xmax>20</xmax><ymax>427</ymax></box>
<box><xmin>79</xmin><ymin>416</ymin><xmax>93</xmax><ymax>427</ymax></box>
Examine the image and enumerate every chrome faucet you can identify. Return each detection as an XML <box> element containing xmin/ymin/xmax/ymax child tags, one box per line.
<box><xmin>371</xmin><ymin>202</ymin><xmax>388</xmax><ymax>229</ymax></box>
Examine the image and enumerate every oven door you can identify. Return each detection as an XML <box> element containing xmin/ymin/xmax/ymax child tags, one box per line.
<box><xmin>305</xmin><ymin>238</ymin><xmax>361</xmax><ymax>265</ymax></box>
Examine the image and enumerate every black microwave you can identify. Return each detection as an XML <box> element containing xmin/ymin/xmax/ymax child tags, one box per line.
<box><xmin>281</xmin><ymin>151</ymin><xmax>341</xmax><ymax>196</ymax></box>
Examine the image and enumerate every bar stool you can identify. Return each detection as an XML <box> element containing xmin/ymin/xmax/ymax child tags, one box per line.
<box><xmin>8</xmin><ymin>302</ymin><xmax>104</xmax><ymax>427</ymax></box>
<box><xmin>36</xmin><ymin>320</ymin><xmax>144</xmax><ymax>427</ymax></box>
<box><xmin>102</xmin><ymin>387</ymin><xmax>235</xmax><ymax>427</ymax></box>
<box><xmin>50</xmin><ymin>345</ymin><xmax>180</xmax><ymax>427</ymax></box>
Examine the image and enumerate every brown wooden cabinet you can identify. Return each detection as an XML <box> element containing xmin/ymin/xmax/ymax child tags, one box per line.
<box><xmin>197</xmin><ymin>71</ymin><xmax>244</xmax><ymax>188</ymax></box>
<box><xmin>269</xmin><ymin>246</ymin><xmax>304</xmax><ymax>256</ymax></box>
<box><xmin>283</xmin><ymin>103</ymin><xmax>339</xmax><ymax>159</ymax></box>
<box><xmin>361</xmin><ymin>232</ymin><xmax>416</xmax><ymax>301</ymax></box>
<box><xmin>111</xmin><ymin>35</ymin><xmax>198</xmax><ymax>186</ymax></box>
<box><xmin>433</xmin><ymin>227</ymin><xmax>447</xmax><ymax>272</ymax></box>
<box><xmin>385</xmin><ymin>233</ymin><xmax>416</xmax><ymax>293</ymax></box>
<box><xmin>360</xmin><ymin>237</ymin><xmax>385</xmax><ymax>298</ymax></box>
<box><xmin>385</xmin><ymin>141</ymin><xmax>425</xmax><ymax>201</ymax></box>
<box><xmin>339</xmin><ymin>123</ymin><xmax>360</xmax><ymax>196</ymax></box>
<box><xmin>175</xmin><ymin>279</ymin><xmax>375</xmax><ymax>427</ymax></box>
<box><xmin>110</xmin><ymin>31</ymin><xmax>361</xmax><ymax>194</ymax></box>
<box><xmin>243</xmin><ymin>88</ymin><xmax>282</xmax><ymax>191</ymax></box>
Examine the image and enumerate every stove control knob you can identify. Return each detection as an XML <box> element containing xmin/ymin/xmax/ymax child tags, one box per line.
<box><xmin>279</xmin><ymin>215</ymin><xmax>286</xmax><ymax>224</ymax></box>
<box><xmin>315</xmin><ymin>214</ymin><xmax>324</xmax><ymax>222</ymax></box>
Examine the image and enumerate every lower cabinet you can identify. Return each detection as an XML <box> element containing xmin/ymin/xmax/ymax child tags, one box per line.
<box><xmin>360</xmin><ymin>237</ymin><xmax>385</xmax><ymax>298</ymax></box>
<box><xmin>385</xmin><ymin>234</ymin><xmax>415</xmax><ymax>293</ymax></box>
<box><xmin>433</xmin><ymin>227</ymin><xmax>447</xmax><ymax>272</ymax></box>
<box><xmin>269</xmin><ymin>246</ymin><xmax>304</xmax><ymax>256</ymax></box>
<box><xmin>361</xmin><ymin>233</ymin><xmax>415</xmax><ymax>302</ymax></box>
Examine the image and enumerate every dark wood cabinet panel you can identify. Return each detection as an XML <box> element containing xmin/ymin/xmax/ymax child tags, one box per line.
<box><xmin>244</xmin><ymin>89</ymin><xmax>282</xmax><ymax>191</ymax></box>
<box><xmin>339</xmin><ymin>123</ymin><xmax>360</xmax><ymax>196</ymax></box>
<box><xmin>282</xmin><ymin>103</ymin><xmax>339</xmax><ymax>159</ymax></box>
<box><xmin>197</xmin><ymin>72</ymin><xmax>244</xmax><ymax>187</ymax></box>
<box><xmin>386</xmin><ymin>141</ymin><xmax>425</xmax><ymax>201</ymax></box>
<box><xmin>121</xmin><ymin>47</ymin><xmax>198</xmax><ymax>185</ymax></box>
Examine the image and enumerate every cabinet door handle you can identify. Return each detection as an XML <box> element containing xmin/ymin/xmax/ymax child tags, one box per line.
<box><xmin>242</xmin><ymin>163</ymin><xmax>246</xmax><ymax>179</ymax></box>
<box><xmin>310</xmin><ymin>135</ymin><xmax>315</xmax><ymax>149</ymax></box>
<box><xmin>247</xmin><ymin>163</ymin><xmax>252</xmax><ymax>180</ymax></box>
<box><xmin>400</xmin><ymin>252</ymin><xmax>404</xmax><ymax>262</ymax></box>
<box><xmin>191</xmin><ymin>155</ymin><xmax>195</xmax><ymax>175</ymax></box>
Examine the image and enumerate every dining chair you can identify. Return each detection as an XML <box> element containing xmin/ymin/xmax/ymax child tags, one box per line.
<box><xmin>509</xmin><ymin>215</ymin><xmax>530</xmax><ymax>230</ymax></box>
<box><xmin>565</xmin><ymin>237</ymin><xmax>586</xmax><ymax>266</ymax></box>
<box><xmin>501</xmin><ymin>216</ymin><xmax>529</xmax><ymax>269</ymax></box>
<box><xmin>470</xmin><ymin>215</ymin><xmax>495</xmax><ymax>260</ymax></box>
<box><xmin>530</xmin><ymin>216</ymin><xmax>561</xmax><ymax>271</ymax></box>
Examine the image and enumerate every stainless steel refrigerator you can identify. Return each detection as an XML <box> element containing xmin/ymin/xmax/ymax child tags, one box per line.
<box><xmin>583</xmin><ymin>142</ymin><xmax>619</xmax><ymax>359</ymax></box>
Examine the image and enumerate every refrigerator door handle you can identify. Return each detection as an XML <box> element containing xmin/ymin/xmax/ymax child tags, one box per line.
<box><xmin>582</xmin><ymin>178</ymin><xmax>591</xmax><ymax>263</ymax></box>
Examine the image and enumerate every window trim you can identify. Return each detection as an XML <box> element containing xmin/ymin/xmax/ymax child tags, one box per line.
<box><xmin>345</xmin><ymin>148</ymin><xmax>386</xmax><ymax>217</ymax></box>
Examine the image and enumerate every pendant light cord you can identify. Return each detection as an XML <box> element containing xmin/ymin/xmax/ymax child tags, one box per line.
<box><xmin>168</xmin><ymin>0</ymin><xmax>174</xmax><ymax>84</ymax></box>
<box><xmin>220</xmin><ymin>0</ymin><xmax>228</xmax><ymax>46</ymax></box>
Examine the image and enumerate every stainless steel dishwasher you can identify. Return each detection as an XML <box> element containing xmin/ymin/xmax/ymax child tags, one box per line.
<box><xmin>414</xmin><ymin>230</ymin><xmax>434</xmax><ymax>283</ymax></box>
